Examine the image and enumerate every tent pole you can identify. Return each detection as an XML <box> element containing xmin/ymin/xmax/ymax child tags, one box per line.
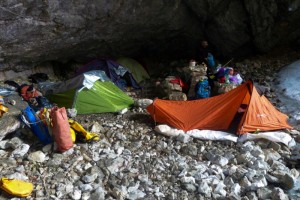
<box><xmin>222</xmin><ymin>58</ymin><xmax>233</xmax><ymax>68</ymax></box>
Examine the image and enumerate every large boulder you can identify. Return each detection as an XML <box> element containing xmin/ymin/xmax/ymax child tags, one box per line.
<box><xmin>0</xmin><ymin>94</ymin><xmax>28</xmax><ymax>141</ymax></box>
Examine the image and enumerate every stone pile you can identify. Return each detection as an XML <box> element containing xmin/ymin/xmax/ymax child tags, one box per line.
<box><xmin>0</xmin><ymin>106</ymin><xmax>298</xmax><ymax>199</ymax></box>
<box><xmin>0</xmin><ymin>53</ymin><xmax>300</xmax><ymax>199</ymax></box>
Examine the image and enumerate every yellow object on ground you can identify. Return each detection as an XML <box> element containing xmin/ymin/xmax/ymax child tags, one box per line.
<box><xmin>68</xmin><ymin>119</ymin><xmax>100</xmax><ymax>141</ymax></box>
<box><xmin>70</xmin><ymin>128</ymin><xmax>76</xmax><ymax>142</ymax></box>
<box><xmin>0</xmin><ymin>104</ymin><xmax>8</xmax><ymax>117</ymax></box>
<box><xmin>38</xmin><ymin>108</ymin><xmax>53</xmax><ymax>136</ymax></box>
<box><xmin>0</xmin><ymin>178</ymin><xmax>33</xmax><ymax>197</ymax></box>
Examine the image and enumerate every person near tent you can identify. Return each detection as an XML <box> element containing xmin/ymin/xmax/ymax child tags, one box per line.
<box><xmin>195</xmin><ymin>40</ymin><xmax>215</xmax><ymax>68</ymax></box>
<box><xmin>196</xmin><ymin>40</ymin><xmax>209</xmax><ymax>65</ymax></box>
<box><xmin>194</xmin><ymin>40</ymin><xmax>216</xmax><ymax>90</ymax></box>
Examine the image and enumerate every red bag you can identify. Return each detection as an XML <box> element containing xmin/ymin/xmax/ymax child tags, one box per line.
<box><xmin>50</xmin><ymin>107</ymin><xmax>73</xmax><ymax>152</ymax></box>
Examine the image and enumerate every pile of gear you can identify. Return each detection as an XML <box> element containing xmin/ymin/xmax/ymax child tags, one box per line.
<box><xmin>153</xmin><ymin>58</ymin><xmax>245</xmax><ymax>101</ymax></box>
<box><xmin>155</xmin><ymin>58</ymin><xmax>244</xmax><ymax>101</ymax></box>
<box><xmin>211</xmin><ymin>66</ymin><xmax>243</xmax><ymax>95</ymax></box>
<box><xmin>183</xmin><ymin>61</ymin><xmax>209</xmax><ymax>99</ymax></box>
<box><xmin>157</xmin><ymin>76</ymin><xmax>188</xmax><ymax>101</ymax></box>
<box><xmin>3</xmin><ymin>74</ymin><xmax>100</xmax><ymax>152</ymax></box>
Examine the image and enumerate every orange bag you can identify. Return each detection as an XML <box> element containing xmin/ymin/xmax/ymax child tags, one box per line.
<box><xmin>50</xmin><ymin>107</ymin><xmax>73</xmax><ymax>152</ymax></box>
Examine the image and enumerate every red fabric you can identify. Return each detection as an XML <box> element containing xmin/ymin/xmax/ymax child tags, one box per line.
<box><xmin>219</xmin><ymin>77</ymin><xmax>225</xmax><ymax>83</ymax></box>
<box><xmin>169</xmin><ymin>77</ymin><xmax>189</xmax><ymax>90</ymax></box>
<box><xmin>20</xmin><ymin>85</ymin><xmax>41</xmax><ymax>101</ymax></box>
<box><xmin>50</xmin><ymin>107</ymin><xmax>73</xmax><ymax>152</ymax></box>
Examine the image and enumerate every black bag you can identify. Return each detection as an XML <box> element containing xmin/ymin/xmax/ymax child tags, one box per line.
<box><xmin>28</xmin><ymin>73</ymin><xmax>49</xmax><ymax>83</ymax></box>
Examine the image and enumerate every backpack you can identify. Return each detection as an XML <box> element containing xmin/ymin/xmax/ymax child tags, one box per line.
<box><xmin>195</xmin><ymin>79</ymin><xmax>211</xmax><ymax>99</ymax></box>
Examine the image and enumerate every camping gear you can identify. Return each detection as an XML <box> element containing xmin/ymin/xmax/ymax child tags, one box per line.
<box><xmin>169</xmin><ymin>91</ymin><xmax>187</xmax><ymax>101</ymax></box>
<box><xmin>42</xmin><ymin>70</ymin><xmax>134</xmax><ymax>114</ymax></box>
<box><xmin>0</xmin><ymin>99</ymin><xmax>8</xmax><ymax>117</ymax></box>
<box><xmin>207</xmin><ymin>53</ymin><xmax>215</xmax><ymax>67</ymax></box>
<box><xmin>20</xmin><ymin>85</ymin><xmax>41</xmax><ymax>101</ymax></box>
<box><xmin>0</xmin><ymin>105</ymin><xmax>8</xmax><ymax>117</ymax></box>
<box><xmin>238</xmin><ymin>131</ymin><xmax>296</xmax><ymax>147</ymax></box>
<box><xmin>29</xmin><ymin>96</ymin><xmax>54</xmax><ymax>112</ymax></box>
<box><xmin>195</xmin><ymin>79</ymin><xmax>211</xmax><ymax>99</ymax></box>
<box><xmin>70</xmin><ymin>128</ymin><xmax>76</xmax><ymax>142</ymax></box>
<box><xmin>50</xmin><ymin>107</ymin><xmax>73</xmax><ymax>152</ymax></box>
<box><xmin>76</xmin><ymin>59</ymin><xmax>140</xmax><ymax>90</ymax></box>
<box><xmin>168</xmin><ymin>77</ymin><xmax>189</xmax><ymax>91</ymax></box>
<box><xmin>184</xmin><ymin>64</ymin><xmax>207</xmax><ymax>98</ymax></box>
<box><xmin>0</xmin><ymin>178</ymin><xmax>33</xmax><ymax>197</ymax></box>
<box><xmin>116</xmin><ymin>57</ymin><xmax>150</xmax><ymax>83</ymax></box>
<box><xmin>147</xmin><ymin>80</ymin><xmax>292</xmax><ymax>134</ymax></box>
<box><xmin>0</xmin><ymin>87</ymin><xmax>15</xmax><ymax>96</ymax></box>
<box><xmin>21</xmin><ymin>106</ymin><xmax>52</xmax><ymax>145</ymax></box>
<box><xmin>213</xmin><ymin>82</ymin><xmax>237</xmax><ymax>95</ymax></box>
<box><xmin>189</xmin><ymin>60</ymin><xmax>196</xmax><ymax>67</ymax></box>
<box><xmin>0</xmin><ymin>96</ymin><xmax>4</xmax><ymax>104</ymax></box>
<box><xmin>69</xmin><ymin>119</ymin><xmax>100</xmax><ymax>142</ymax></box>
<box><xmin>38</xmin><ymin>108</ymin><xmax>53</xmax><ymax>137</ymax></box>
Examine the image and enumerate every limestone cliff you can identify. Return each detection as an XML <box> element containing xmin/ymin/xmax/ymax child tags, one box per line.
<box><xmin>0</xmin><ymin>0</ymin><xmax>299</xmax><ymax>70</ymax></box>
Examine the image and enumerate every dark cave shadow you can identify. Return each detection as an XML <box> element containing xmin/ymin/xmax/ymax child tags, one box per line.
<box><xmin>128</xmin><ymin>113</ymin><xmax>154</xmax><ymax>125</ymax></box>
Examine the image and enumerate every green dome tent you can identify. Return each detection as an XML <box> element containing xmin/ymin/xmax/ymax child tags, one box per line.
<box><xmin>116</xmin><ymin>57</ymin><xmax>150</xmax><ymax>83</ymax></box>
<box><xmin>40</xmin><ymin>70</ymin><xmax>134</xmax><ymax>114</ymax></box>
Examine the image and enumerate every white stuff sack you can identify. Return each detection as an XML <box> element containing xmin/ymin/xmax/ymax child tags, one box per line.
<box><xmin>154</xmin><ymin>124</ymin><xmax>185</xmax><ymax>137</ymax></box>
<box><xmin>238</xmin><ymin>131</ymin><xmax>296</xmax><ymax>147</ymax></box>
<box><xmin>187</xmin><ymin>129</ymin><xmax>238</xmax><ymax>142</ymax></box>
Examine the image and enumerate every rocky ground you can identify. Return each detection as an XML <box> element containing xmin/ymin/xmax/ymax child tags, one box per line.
<box><xmin>0</xmin><ymin>49</ymin><xmax>300</xmax><ymax>200</ymax></box>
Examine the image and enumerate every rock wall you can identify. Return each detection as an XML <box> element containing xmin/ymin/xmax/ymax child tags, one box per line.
<box><xmin>0</xmin><ymin>0</ymin><xmax>299</xmax><ymax>71</ymax></box>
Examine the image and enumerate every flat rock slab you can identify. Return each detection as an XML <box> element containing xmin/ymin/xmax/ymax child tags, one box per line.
<box><xmin>0</xmin><ymin>94</ymin><xmax>28</xmax><ymax>141</ymax></box>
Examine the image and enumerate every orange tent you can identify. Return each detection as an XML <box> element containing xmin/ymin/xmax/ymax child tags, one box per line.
<box><xmin>147</xmin><ymin>80</ymin><xmax>292</xmax><ymax>134</ymax></box>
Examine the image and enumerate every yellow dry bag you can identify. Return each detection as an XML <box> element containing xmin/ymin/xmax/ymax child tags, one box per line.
<box><xmin>68</xmin><ymin>119</ymin><xmax>100</xmax><ymax>142</ymax></box>
<box><xmin>0</xmin><ymin>178</ymin><xmax>33</xmax><ymax>197</ymax></box>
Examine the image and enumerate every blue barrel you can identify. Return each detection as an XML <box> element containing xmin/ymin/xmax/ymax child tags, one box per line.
<box><xmin>22</xmin><ymin>106</ymin><xmax>52</xmax><ymax>145</ymax></box>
